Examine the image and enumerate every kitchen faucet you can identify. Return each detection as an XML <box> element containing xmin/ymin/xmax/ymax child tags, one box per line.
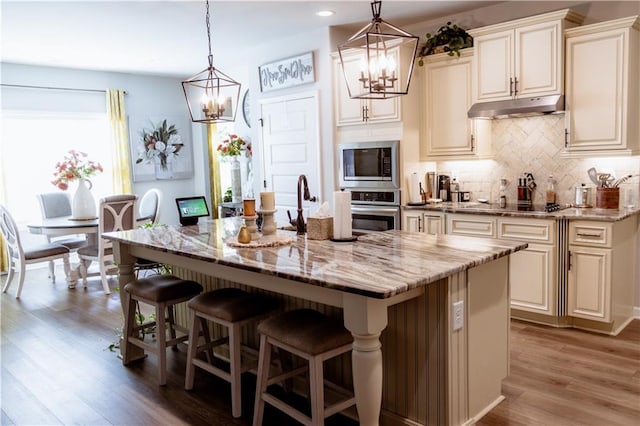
<box><xmin>293</xmin><ymin>174</ymin><xmax>316</xmax><ymax>235</ymax></box>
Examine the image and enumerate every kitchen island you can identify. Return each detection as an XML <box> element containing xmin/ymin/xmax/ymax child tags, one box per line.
<box><xmin>105</xmin><ymin>218</ymin><xmax>527</xmax><ymax>426</ymax></box>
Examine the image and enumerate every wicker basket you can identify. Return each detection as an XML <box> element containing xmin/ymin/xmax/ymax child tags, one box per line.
<box><xmin>307</xmin><ymin>217</ymin><xmax>333</xmax><ymax>240</ymax></box>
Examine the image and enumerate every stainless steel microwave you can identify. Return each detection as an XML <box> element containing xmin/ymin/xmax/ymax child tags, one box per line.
<box><xmin>338</xmin><ymin>141</ymin><xmax>399</xmax><ymax>189</ymax></box>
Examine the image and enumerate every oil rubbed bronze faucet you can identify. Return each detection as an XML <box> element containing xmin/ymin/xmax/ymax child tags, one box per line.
<box><xmin>294</xmin><ymin>174</ymin><xmax>316</xmax><ymax>235</ymax></box>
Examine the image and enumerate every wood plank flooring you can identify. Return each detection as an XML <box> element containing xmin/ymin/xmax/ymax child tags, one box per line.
<box><xmin>2</xmin><ymin>266</ymin><xmax>639</xmax><ymax>425</ymax></box>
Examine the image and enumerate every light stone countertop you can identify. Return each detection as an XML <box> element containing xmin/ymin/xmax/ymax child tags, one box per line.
<box><xmin>104</xmin><ymin>217</ymin><xmax>527</xmax><ymax>299</ymax></box>
<box><xmin>403</xmin><ymin>202</ymin><xmax>640</xmax><ymax>222</ymax></box>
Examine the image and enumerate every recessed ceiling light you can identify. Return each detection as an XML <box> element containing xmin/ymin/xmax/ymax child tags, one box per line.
<box><xmin>316</xmin><ymin>10</ymin><xmax>335</xmax><ymax>17</ymax></box>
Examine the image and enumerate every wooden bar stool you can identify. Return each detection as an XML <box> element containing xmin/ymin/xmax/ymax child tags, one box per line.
<box><xmin>122</xmin><ymin>274</ymin><xmax>203</xmax><ymax>386</ymax></box>
<box><xmin>185</xmin><ymin>288</ymin><xmax>276</xmax><ymax>418</ymax></box>
<box><xmin>252</xmin><ymin>309</ymin><xmax>356</xmax><ymax>426</ymax></box>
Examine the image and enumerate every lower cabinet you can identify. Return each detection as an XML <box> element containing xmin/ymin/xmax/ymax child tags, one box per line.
<box><xmin>403</xmin><ymin>210</ymin><xmax>444</xmax><ymax>234</ymax></box>
<box><xmin>567</xmin><ymin>218</ymin><xmax>636</xmax><ymax>333</ymax></box>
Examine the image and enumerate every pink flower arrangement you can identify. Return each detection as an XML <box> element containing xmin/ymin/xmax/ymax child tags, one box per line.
<box><xmin>217</xmin><ymin>134</ymin><xmax>252</xmax><ymax>158</ymax></box>
<box><xmin>51</xmin><ymin>150</ymin><xmax>103</xmax><ymax>191</ymax></box>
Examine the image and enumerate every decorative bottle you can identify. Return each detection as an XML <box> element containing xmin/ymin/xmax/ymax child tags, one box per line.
<box><xmin>546</xmin><ymin>175</ymin><xmax>556</xmax><ymax>206</ymax></box>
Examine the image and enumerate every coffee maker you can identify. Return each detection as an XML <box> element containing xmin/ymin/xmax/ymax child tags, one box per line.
<box><xmin>438</xmin><ymin>174</ymin><xmax>450</xmax><ymax>201</ymax></box>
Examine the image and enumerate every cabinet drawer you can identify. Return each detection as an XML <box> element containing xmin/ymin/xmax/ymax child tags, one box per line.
<box><xmin>498</xmin><ymin>218</ymin><xmax>555</xmax><ymax>243</ymax></box>
<box><xmin>569</xmin><ymin>221</ymin><xmax>612</xmax><ymax>247</ymax></box>
<box><xmin>447</xmin><ymin>214</ymin><xmax>496</xmax><ymax>238</ymax></box>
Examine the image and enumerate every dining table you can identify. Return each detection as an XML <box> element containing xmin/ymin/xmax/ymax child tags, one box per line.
<box><xmin>103</xmin><ymin>217</ymin><xmax>527</xmax><ymax>426</ymax></box>
<box><xmin>27</xmin><ymin>215</ymin><xmax>98</xmax><ymax>286</ymax></box>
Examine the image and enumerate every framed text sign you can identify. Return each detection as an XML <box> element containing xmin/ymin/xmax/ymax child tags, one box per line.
<box><xmin>259</xmin><ymin>52</ymin><xmax>315</xmax><ymax>92</ymax></box>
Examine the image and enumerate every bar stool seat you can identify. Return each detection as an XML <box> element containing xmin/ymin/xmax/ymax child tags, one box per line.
<box><xmin>253</xmin><ymin>309</ymin><xmax>356</xmax><ymax>426</ymax></box>
<box><xmin>123</xmin><ymin>274</ymin><xmax>203</xmax><ymax>386</ymax></box>
<box><xmin>185</xmin><ymin>288</ymin><xmax>276</xmax><ymax>418</ymax></box>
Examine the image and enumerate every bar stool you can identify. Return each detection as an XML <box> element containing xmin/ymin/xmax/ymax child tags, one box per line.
<box><xmin>122</xmin><ymin>274</ymin><xmax>203</xmax><ymax>386</ymax></box>
<box><xmin>252</xmin><ymin>309</ymin><xmax>356</xmax><ymax>426</ymax></box>
<box><xmin>185</xmin><ymin>288</ymin><xmax>276</xmax><ymax>418</ymax></box>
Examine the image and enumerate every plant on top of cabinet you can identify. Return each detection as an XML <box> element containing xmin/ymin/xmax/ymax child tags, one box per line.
<box><xmin>417</xmin><ymin>22</ymin><xmax>473</xmax><ymax>65</ymax></box>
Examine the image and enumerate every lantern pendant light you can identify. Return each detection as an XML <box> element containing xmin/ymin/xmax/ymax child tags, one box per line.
<box><xmin>338</xmin><ymin>0</ymin><xmax>419</xmax><ymax>99</ymax></box>
<box><xmin>182</xmin><ymin>0</ymin><xmax>241</xmax><ymax>124</ymax></box>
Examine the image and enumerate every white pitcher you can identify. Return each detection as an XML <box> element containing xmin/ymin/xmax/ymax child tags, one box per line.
<box><xmin>72</xmin><ymin>178</ymin><xmax>97</xmax><ymax>219</ymax></box>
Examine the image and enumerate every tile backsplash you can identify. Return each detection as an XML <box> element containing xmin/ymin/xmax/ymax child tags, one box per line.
<box><xmin>434</xmin><ymin>114</ymin><xmax>640</xmax><ymax>207</ymax></box>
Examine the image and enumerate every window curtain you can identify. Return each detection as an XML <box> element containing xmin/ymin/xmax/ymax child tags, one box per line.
<box><xmin>106</xmin><ymin>89</ymin><xmax>132</xmax><ymax>194</ymax></box>
<box><xmin>207</xmin><ymin>123</ymin><xmax>221</xmax><ymax>219</ymax></box>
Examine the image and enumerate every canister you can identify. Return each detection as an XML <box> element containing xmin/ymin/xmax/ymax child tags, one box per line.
<box><xmin>574</xmin><ymin>184</ymin><xmax>592</xmax><ymax>207</ymax></box>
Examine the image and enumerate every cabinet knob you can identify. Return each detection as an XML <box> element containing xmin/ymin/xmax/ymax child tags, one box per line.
<box><xmin>509</xmin><ymin>77</ymin><xmax>514</xmax><ymax>97</ymax></box>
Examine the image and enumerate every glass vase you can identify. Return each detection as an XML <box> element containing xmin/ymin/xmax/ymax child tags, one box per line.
<box><xmin>154</xmin><ymin>155</ymin><xmax>174</xmax><ymax>180</ymax></box>
<box><xmin>230</xmin><ymin>156</ymin><xmax>242</xmax><ymax>203</ymax></box>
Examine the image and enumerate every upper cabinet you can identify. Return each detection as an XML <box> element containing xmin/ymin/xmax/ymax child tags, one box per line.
<box><xmin>419</xmin><ymin>49</ymin><xmax>492</xmax><ymax>160</ymax></box>
<box><xmin>469</xmin><ymin>9</ymin><xmax>583</xmax><ymax>103</ymax></box>
<box><xmin>563</xmin><ymin>16</ymin><xmax>640</xmax><ymax>157</ymax></box>
<box><xmin>332</xmin><ymin>48</ymin><xmax>401</xmax><ymax>126</ymax></box>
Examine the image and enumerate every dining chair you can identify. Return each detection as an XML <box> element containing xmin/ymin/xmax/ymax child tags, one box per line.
<box><xmin>135</xmin><ymin>188</ymin><xmax>164</xmax><ymax>277</ymax></box>
<box><xmin>77</xmin><ymin>194</ymin><xmax>137</xmax><ymax>294</ymax></box>
<box><xmin>36</xmin><ymin>192</ymin><xmax>87</xmax><ymax>277</ymax></box>
<box><xmin>0</xmin><ymin>204</ymin><xmax>71</xmax><ymax>298</ymax></box>
<box><xmin>137</xmin><ymin>188</ymin><xmax>162</xmax><ymax>226</ymax></box>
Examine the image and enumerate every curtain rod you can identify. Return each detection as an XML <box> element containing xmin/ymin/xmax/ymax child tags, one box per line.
<box><xmin>0</xmin><ymin>83</ymin><xmax>127</xmax><ymax>95</ymax></box>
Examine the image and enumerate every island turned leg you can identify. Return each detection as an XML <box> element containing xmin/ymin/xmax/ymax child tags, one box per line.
<box><xmin>343</xmin><ymin>294</ymin><xmax>388</xmax><ymax>426</ymax></box>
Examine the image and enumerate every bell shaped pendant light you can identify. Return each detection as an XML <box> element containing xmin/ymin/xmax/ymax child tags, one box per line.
<box><xmin>182</xmin><ymin>0</ymin><xmax>241</xmax><ymax>124</ymax></box>
<box><xmin>338</xmin><ymin>1</ymin><xmax>419</xmax><ymax>99</ymax></box>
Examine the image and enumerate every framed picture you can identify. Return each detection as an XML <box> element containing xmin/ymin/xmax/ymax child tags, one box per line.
<box><xmin>259</xmin><ymin>52</ymin><xmax>315</xmax><ymax>92</ymax></box>
<box><xmin>129</xmin><ymin>116</ymin><xmax>194</xmax><ymax>182</ymax></box>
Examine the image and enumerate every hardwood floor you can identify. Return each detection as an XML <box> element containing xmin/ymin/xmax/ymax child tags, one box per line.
<box><xmin>1</xmin><ymin>266</ymin><xmax>639</xmax><ymax>425</ymax></box>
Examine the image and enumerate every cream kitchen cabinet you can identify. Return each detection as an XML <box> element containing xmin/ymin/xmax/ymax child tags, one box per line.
<box><xmin>419</xmin><ymin>49</ymin><xmax>492</xmax><ymax>160</ymax></box>
<box><xmin>402</xmin><ymin>210</ymin><xmax>444</xmax><ymax>234</ymax></box>
<box><xmin>567</xmin><ymin>217</ymin><xmax>637</xmax><ymax>334</ymax></box>
<box><xmin>446</xmin><ymin>214</ymin><xmax>496</xmax><ymax>238</ymax></box>
<box><xmin>497</xmin><ymin>218</ymin><xmax>557</xmax><ymax>317</ymax></box>
<box><xmin>563</xmin><ymin>16</ymin><xmax>640</xmax><ymax>157</ymax></box>
<box><xmin>332</xmin><ymin>49</ymin><xmax>400</xmax><ymax>126</ymax></box>
<box><xmin>469</xmin><ymin>9</ymin><xmax>583</xmax><ymax>102</ymax></box>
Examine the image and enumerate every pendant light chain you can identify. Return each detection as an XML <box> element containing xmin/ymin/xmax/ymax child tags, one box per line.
<box><xmin>206</xmin><ymin>0</ymin><xmax>213</xmax><ymax>67</ymax></box>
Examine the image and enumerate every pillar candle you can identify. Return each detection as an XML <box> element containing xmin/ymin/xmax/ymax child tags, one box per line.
<box><xmin>333</xmin><ymin>190</ymin><xmax>352</xmax><ymax>239</ymax></box>
<box><xmin>243</xmin><ymin>198</ymin><xmax>256</xmax><ymax>216</ymax></box>
<box><xmin>260</xmin><ymin>191</ymin><xmax>275</xmax><ymax>211</ymax></box>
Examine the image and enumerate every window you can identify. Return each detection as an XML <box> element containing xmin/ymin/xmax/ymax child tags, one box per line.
<box><xmin>1</xmin><ymin>111</ymin><xmax>112</xmax><ymax>227</ymax></box>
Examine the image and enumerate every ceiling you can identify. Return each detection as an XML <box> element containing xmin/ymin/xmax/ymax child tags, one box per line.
<box><xmin>1</xmin><ymin>1</ymin><xmax>500</xmax><ymax>78</ymax></box>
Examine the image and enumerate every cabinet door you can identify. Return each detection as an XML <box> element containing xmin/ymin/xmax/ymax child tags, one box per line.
<box><xmin>515</xmin><ymin>20</ymin><xmax>562</xmax><ymax>97</ymax></box>
<box><xmin>509</xmin><ymin>243</ymin><xmax>557</xmax><ymax>315</ymax></box>
<box><xmin>568</xmin><ymin>245</ymin><xmax>611</xmax><ymax>322</ymax></box>
<box><xmin>422</xmin><ymin>53</ymin><xmax>474</xmax><ymax>158</ymax></box>
<box><xmin>403</xmin><ymin>211</ymin><xmax>423</xmax><ymax>232</ymax></box>
<box><xmin>473</xmin><ymin>30</ymin><xmax>513</xmax><ymax>102</ymax></box>
<box><xmin>565</xmin><ymin>28</ymin><xmax>627</xmax><ymax>151</ymax></box>
<box><xmin>334</xmin><ymin>53</ymin><xmax>367</xmax><ymax>125</ymax></box>
<box><xmin>424</xmin><ymin>214</ymin><xmax>444</xmax><ymax>235</ymax></box>
<box><xmin>333</xmin><ymin>50</ymin><xmax>400</xmax><ymax>126</ymax></box>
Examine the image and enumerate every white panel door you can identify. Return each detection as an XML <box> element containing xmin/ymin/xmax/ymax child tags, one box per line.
<box><xmin>260</xmin><ymin>93</ymin><xmax>320</xmax><ymax>226</ymax></box>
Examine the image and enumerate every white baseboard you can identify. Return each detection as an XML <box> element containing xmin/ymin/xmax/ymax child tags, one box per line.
<box><xmin>634</xmin><ymin>306</ymin><xmax>640</xmax><ymax>319</ymax></box>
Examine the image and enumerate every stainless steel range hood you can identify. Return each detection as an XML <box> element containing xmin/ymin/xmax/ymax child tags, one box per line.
<box><xmin>467</xmin><ymin>95</ymin><xmax>564</xmax><ymax>119</ymax></box>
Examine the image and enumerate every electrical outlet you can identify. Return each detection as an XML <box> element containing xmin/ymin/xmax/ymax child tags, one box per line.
<box><xmin>452</xmin><ymin>301</ymin><xmax>464</xmax><ymax>331</ymax></box>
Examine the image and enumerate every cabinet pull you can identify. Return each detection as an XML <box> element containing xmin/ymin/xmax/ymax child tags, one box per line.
<box><xmin>470</xmin><ymin>134</ymin><xmax>475</xmax><ymax>150</ymax></box>
<box><xmin>577</xmin><ymin>232</ymin><xmax>602</xmax><ymax>238</ymax></box>
<box><xmin>568</xmin><ymin>251</ymin><xmax>572</xmax><ymax>270</ymax></box>
<box><xmin>509</xmin><ymin>77</ymin><xmax>514</xmax><ymax>96</ymax></box>
<box><xmin>514</xmin><ymin>77</ymin><xmax>519</xmax><ymax>96</ymax></box>
<box><xmin>564</xmin><ymin>129</ymin><xmax>569</xmax><ymax>148</ymax></box>
<box><xmin>362</xmin><ymin>106</ymin><xmax>369</xmax><ymax>122</ymax></box>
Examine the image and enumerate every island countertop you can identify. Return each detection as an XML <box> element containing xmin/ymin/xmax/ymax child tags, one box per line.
<box><xmin>104</xmin><ymin>217</ymin><xmax>527</xmax><ymax>299</ymax></box>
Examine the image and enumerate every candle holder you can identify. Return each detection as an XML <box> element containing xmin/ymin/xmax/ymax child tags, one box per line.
<box><xmin>257</xmin><ymin>209</ymin><xmax>277</xmax><ymax>236</ymax></box>
<box><xmin>242</xmin><ymin>215</ymin><xmax>261</xmax><ymax>241</ymax></box>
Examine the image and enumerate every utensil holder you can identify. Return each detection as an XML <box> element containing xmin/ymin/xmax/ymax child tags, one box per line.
<box><xmin>596</xmin><ymin>187</ymin><xmax>619</xmax><ymax>209</ymax></box>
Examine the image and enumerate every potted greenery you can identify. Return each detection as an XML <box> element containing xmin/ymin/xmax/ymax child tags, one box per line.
<box><xmin>417</xmin><ymin>22</ymin><xmax>473</xmax><ymax>66</ymax></box>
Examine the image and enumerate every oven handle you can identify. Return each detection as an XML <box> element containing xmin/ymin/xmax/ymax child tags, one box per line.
<box><xmin>351</xmin><ymin>206</ymin><xmax>400</xmax><ymax>215</ymax></box>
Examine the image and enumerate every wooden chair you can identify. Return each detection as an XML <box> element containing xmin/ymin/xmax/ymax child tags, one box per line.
<box><xmin>134</xmin><ymin>188</ymin><xmax>164</xmax><ymax>277</ymax></box>
<box><xmin>252</xmin><ymin>309</ymin><xmax>356</xmax><ymax>426</ymax></box>
<box><xmin>36</xmin><ymin>192</ymin><xmax>87</xmax><ymax>277</ymax></box>
<box><xmin>77</xmin><ymin>194</ymin><xmax>137</xmax><ymax>294</ymax></box>
<box><xmin>137</xmin><ymin>188</ymin><xmax>162</xmax><ymax>226</ymax></box>
<box><xmin>0</xmin><ymin>204</ymin><xmax>71</xmax><ymax>298</ymax></box>
<box><xmin>185</xmin><ymin>288</ymin><xmax>276</xmax><ymax>418</ymax></box>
